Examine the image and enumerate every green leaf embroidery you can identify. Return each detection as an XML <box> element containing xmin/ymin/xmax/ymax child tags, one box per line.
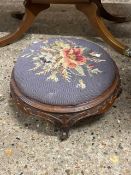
<box><xmin>75</xmin><ymin>66</ymin><xmax>85</xmax><ymax>76</ymax></box>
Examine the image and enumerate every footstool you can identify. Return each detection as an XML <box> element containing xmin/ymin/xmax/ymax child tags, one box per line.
<box><xmin>10</xmin><ymin>37</ymin><xmax>121</xmax><ymax>140</ymax></box>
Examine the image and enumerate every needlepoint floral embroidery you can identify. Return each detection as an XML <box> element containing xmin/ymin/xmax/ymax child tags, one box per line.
<box><xmin>28</xmin><ymin>39</ymin><xmax>106</xmax><ymax>89</ymax></box>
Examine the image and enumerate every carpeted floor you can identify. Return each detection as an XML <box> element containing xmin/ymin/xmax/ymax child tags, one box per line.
<box><xmin>0</xmin><ymin>2</ymin><xmax>131</xmax><ymax>175</ymax></box>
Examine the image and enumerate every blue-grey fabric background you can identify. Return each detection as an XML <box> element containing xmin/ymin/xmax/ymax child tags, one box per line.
<box><xmin>14</xmin><ymin>37</ymin><xmax>117</xmax><ymax>105</ymax></box>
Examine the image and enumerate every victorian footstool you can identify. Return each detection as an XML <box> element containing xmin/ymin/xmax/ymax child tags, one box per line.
<box><xmin>10</xmin><ymin>37</ymin><xmax>121</xmax><ymax>140</ymax></box>
<box><xmin>0</xmin><ymin>0</ymin><xmax>131</xmax><ymax>57</ymax></box>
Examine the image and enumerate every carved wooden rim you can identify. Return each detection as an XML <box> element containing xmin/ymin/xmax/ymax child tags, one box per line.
<box><xmin>10</xmin><ymin>69</ymin><xmax>120</xmax><ymax>113</ymax></box>
<box><xmin>10</xmin><ymin>80</ymin><xmax>121</xmax><ymax>128</ymax></box>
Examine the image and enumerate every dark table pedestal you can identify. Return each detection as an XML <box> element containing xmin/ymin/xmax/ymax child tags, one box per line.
<box><xmin>0</xmin><ymin>0</ymin><xmax>131</xmax><ymax>57</ymax></box>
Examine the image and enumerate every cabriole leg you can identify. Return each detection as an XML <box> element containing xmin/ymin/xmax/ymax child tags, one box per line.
<box><xmin>76</xmin><ymin>3</ymin><xmax>131</xmax><ymax>57</ymax></box>
<box><xmin>0</xmin><ymin>1</ymin><xmax>50</xmax><ymax>47</ymax></box>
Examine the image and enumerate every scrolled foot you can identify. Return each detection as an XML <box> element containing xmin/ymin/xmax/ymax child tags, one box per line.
<box><xmin>60</xmin><ymin>127</ymin><xmax>69</xmax><ymax>141</ymax></box>
<box><xmin>124</xmin><ymin>48</ymin><xmax>131</xmax><ymax>57</ymax></box>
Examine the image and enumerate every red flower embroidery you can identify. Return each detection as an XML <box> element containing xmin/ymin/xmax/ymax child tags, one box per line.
<box><xmin>31</xmin><ymin>39</ymin><xmax>104</xmax><ymax>89</ymax></box>
<box><xmin>63</xmin><ymin>48</ymin><xmax>87</xmax><ymax>68</ymax></box>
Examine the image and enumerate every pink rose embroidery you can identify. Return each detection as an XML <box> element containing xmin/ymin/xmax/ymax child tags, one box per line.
<box><xmin>63</xmin><ymin>48</ymin><xmax>87</xmax><ymax>68</ymax></box>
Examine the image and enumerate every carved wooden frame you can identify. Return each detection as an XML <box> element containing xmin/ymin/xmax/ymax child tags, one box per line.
<box><xmin>10</xmin><ymin>70</ymin><xmax>121</xmax><ymax>140</ymax></box>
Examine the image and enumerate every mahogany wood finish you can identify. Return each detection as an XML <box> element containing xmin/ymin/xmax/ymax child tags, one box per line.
<box><xmin>0</xmin><ymin>2</ymin><xmax>50</xmax><ymax>47</ymax></box>
<box><xmin>0</xmin><ymin>0</ymin><xmax>131</xmax><ymax>56</ymax></box>
<box><xmin>76</xmin><ymin>3</ymin><xmax>126</xmax><ymax>55</ymax></box>
<box><xmin>94</xmin><ymin>0</ymin><xmax>130</xmax><ymax>23</ymax></box>
<box><xmin>10</xmin><ymin>70</ymin><xmax>121</xmax><ymax>140</ymax></box>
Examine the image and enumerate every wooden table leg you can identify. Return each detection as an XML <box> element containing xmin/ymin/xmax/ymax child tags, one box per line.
<box><xmin>0</xmin><ymin>1</ymin><xmax>50</xmax><ymax>47</ymax></box>
<box><xmin>95</xmin><ymin>0</ymin><xmax>131</xmax><ymax>23</ymax></box>
<box><xmin>76</xmin><ymin>3</ymin><xmax>131</xmax><ymax>57</ymax></box>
